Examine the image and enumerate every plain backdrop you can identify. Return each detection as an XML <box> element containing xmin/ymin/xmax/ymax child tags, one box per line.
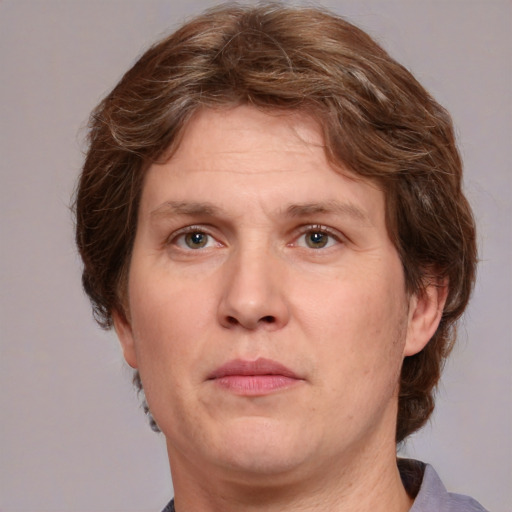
<box><xmin>1</xmin><ymin>1</ymin><xmax>511</xmax><ymax>511</ymax></box>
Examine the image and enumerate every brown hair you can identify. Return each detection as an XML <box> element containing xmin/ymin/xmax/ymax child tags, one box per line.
<box><xmin>74</xmin><ymin>3</ymin><xmax>477</xmax><ymax>443</ymax></box>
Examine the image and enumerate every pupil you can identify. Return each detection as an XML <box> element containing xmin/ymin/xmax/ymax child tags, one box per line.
<box><xmin>308</xmin><ymin>232</ymin><xmax>327</xmax><ymax>248</ymax></box>
<box><xmin>186</xmin><ymin>232</ymin><xmax>207</xmax><ymax>248</ymax></box>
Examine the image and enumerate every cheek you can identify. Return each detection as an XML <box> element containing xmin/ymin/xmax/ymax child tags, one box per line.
<box><xmin>127</xmin><ymin>293</ymin><xmax>197</xmax><ymax>419</ymax></box>
<box><xmin>298</xmin><ymin>269</ymin><xmax>408</xmax><ymax>380</ymax></box>
<box><xmin>128</xmin><ymin>280</ymin><xmax>189</xmax><ymax>366</ymax></box>
<box><xmin>127</xmin><ymin>266</ymin><xmax>223</xmax><ymax>383</ymax></box>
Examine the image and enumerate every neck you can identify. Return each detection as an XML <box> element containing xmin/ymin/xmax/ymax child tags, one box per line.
<box><xmin>167</xmin><ymin>439</ymin><xmax>412</xmax><ymax>512</ymax></box>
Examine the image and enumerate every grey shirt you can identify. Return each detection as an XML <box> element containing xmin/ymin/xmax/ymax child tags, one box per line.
<box><xmin>162</xmin><ymin>459</ymin><xmax>488</xmax><ymax>512</ymax></box>
<box><xmin>407</xmin><ymin>461</ymin><xmax>488</xmax><ymax>512</ymax></box>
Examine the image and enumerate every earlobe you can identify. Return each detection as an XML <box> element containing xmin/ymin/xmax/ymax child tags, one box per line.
<box><xmin>112</xmin><ymin>309</ymin><xmax>139</xmax><ymax>369</ymax></box>
<box><xmin>403</xmin><ymin>279</ymin><xmax>449</xmax><ymax>357</ymax></box>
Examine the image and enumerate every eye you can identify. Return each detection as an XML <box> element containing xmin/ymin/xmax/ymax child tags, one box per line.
<box><xmin>173</xmin><ymin>230</ymin><xmax>217</xmax><ymax>250</ymax></box>
<box><xmin>304</xmin><ymin>231</ymin><xmax>330</xmax><ymax>249</ymax></box>
<box><xmin>295</xmin><ymin>226</ymin><xmax>340</xmax><ymax>249</ymax></box>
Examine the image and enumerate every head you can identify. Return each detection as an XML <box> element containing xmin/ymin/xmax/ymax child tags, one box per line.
<box><xmin>75</xmin><ymin>3</ymin><xmax>476</xmax><ymax>444</ymax></box>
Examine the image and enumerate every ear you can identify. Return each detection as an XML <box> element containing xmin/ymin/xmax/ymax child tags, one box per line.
<box><xmin>403</xmin><ymin>279</ymin><xmax>449</xmax><ymax>357</ymax></box>
<box><xmin>112</xmin><ymin>309</ymin><xmax>139</xmax><ymax>369</ymax></box>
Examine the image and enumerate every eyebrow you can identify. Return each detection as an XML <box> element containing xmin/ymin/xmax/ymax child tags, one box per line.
<box><xmin>150</xmin><ymin>199</ymin><xmax>370</xmax><ymax>224</ymax></box>
<box><xmin>285</xmin><ymin>201</ymin><xmax>370</xmax><ymax>223</ymax></box>
<box><xmin>150</xmin><ymin>201</ymin><xmax>222</xmax><ymax>218</ymax></box>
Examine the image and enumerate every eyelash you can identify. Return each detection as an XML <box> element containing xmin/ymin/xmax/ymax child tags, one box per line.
<box><xmin>166</xmin><ymin>224</ymin><xmax>343</xmax><ymax>251</ymax></box>
<box><xmin>167</xmin><ymin>225</ymin><xmax>219</xmax><ymax>250</ymax></box>
<box><xmin>293</xmin><ymin>224</ymin><xmax>342</xmax><ymax>250</ymax></box>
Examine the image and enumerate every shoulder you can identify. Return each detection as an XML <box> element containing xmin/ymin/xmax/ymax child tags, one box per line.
<box><xmin>399</xmin><ymin>459</ymin><xmax>489</xmax><ymax>512</ymax></box>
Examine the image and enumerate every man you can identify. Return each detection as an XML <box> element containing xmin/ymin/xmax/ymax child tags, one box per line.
<box><xmin>75</xmin><ymin>3</ymin><xmax>485</xmax><ymax>511</ymax></box>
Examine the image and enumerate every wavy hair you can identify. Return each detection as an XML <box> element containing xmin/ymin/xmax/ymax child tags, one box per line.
<box><xmin>74</xmin><ymin>3</ymin><xmax>477</xmax><ymax>442</ymax></box>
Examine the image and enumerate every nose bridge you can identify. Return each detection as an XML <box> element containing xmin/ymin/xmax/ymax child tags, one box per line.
<box><xmin>218</xmin><ymin>238</ymin><xmax>289</xmax><ymax>330</ymax></box>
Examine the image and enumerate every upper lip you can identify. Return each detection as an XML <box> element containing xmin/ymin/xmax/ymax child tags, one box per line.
<box><xmin>207</xmin><ymin>358</ymin><xmax>300</xmax><ymax>380</ymax></box>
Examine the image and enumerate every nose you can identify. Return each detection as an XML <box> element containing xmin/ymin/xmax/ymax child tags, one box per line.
<box><xmin>217</xmin><ymin>246</ymin><xmax>290</xmax><ymax>331</ymax></box>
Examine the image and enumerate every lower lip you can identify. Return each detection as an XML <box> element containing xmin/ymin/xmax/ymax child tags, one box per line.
<box><xmin>213</xmin><ymin>375</ymin><xmax>301</xmax><ymax>395</ymax></box>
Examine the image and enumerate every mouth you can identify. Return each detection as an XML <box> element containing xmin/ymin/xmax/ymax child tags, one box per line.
<box><xmin>207</xmin><ymin>358</ymin><xmax>304</xmax><ymax>396</ymax></box>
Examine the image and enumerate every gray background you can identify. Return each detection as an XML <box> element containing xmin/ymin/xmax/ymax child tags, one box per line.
<box><xmin>1</xmin><ymin>1</ymin><xmax>510</xmax><ymax>511</ymax></box>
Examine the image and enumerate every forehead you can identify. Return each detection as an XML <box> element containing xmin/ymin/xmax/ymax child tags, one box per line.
<box><xmin>140</xmin><ymin>105</ymin><xmax>385</xmax><ymax>225</ymax></box>
<box><xmin>167</xmin><ymin>105</ymin><xmax>326</xmax><ymax>172</ymax></box>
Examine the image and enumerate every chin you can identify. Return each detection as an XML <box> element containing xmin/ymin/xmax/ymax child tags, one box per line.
<box><xmin>208</xmin><ymin>417</ymin><xmax>316</xmax><ymax>479</ymax></box>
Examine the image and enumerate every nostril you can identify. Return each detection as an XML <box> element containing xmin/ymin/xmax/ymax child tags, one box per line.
<box><xmin>223</xmin><ymin>314</ymin><xmax>277</xmax><ymax>328</ymax></box>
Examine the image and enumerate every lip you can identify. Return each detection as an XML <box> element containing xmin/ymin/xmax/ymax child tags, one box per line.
<box><xmin>207</xmin><ymin>358</ymin><xmax>303</xmax><ymax>396</ymax></box>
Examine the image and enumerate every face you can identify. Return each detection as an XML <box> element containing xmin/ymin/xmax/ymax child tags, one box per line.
<box><xmin>115</xmin><ymin>106</ymin><xmax>441</xmax><ymax>486</ymax></box>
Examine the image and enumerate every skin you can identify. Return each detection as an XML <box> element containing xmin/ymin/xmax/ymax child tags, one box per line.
<box><xmin>114</xmin><ymin>106</ymin><xmax>446</xmax><ymax>512</ymax></box>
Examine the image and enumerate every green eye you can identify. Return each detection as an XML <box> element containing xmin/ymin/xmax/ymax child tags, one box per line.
<box><xmin>305</xmin><ymin>231</ymin><xmax>329</xmax><ymax>249</ymax></box>
<box><xmin>184</xmin><ymin>232</ymin><xmax>209</xmax><ymax>249</ymax></box>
